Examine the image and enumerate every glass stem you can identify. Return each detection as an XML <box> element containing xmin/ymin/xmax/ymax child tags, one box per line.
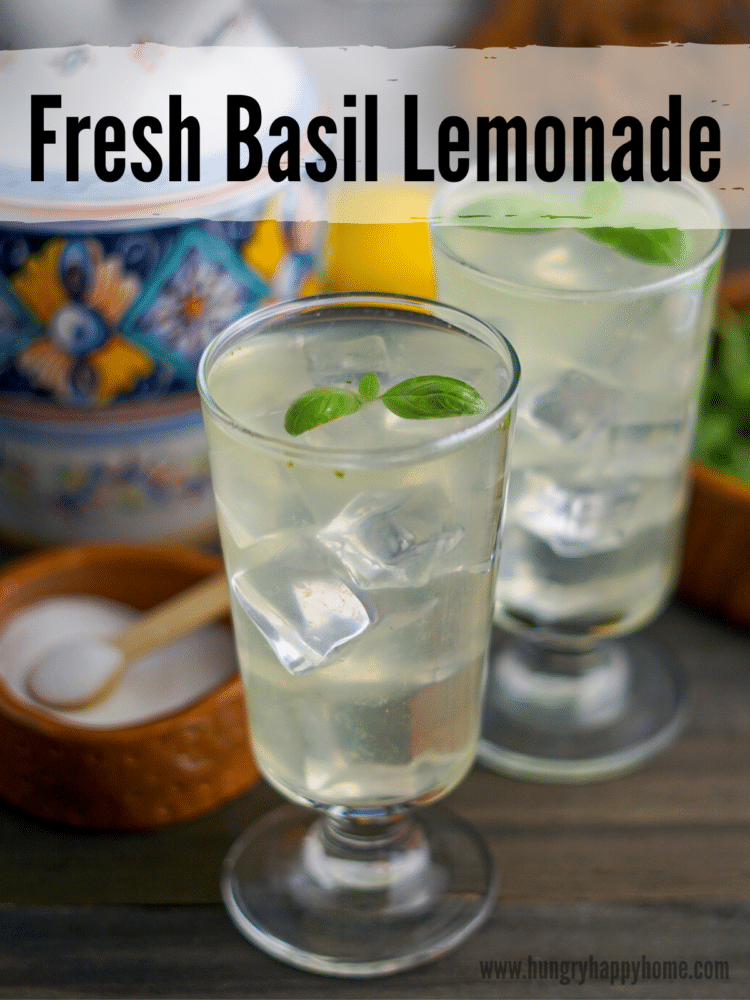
<box><xmin>493</xmin><ymin>636</ymin><xmax>631</xmax><ymax>729</ymax></box>
<box><xmin>322</xmin><ymin>810</ymin><xmax>414</xmax><ymax>855</ymax></box>
<box><xmin>301</xmin><ymin>809</ymin><xmax>430</xmax><ymax>894</ymax></box>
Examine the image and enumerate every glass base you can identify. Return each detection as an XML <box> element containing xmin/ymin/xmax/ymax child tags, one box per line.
<box><xmin>221</xmin><ymin>803</ymin><xmax>498</xmax><ymax>978</ymax></box>
<box><xmin>479</xmin><ymin>628</ymin><xmax>688</xmax><ymax>783</ymax></box>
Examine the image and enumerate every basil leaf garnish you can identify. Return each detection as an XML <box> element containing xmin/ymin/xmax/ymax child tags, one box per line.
<box><xmin>582</xmin><ymin>226</ymin><xmax>689</xmax><ymax>267</ymax></box>
<box><xmin>453</xmin><ymin>183</ymin><xmax>691</xmax><ymax>267</ymax></box>
<box><xmin>358</xmin><ymin>372</ymin><xmax>380</xmax><ymax>400</ymax></box>
<box><xmin>381</xmin><ymin>375</ymin><xmax>487</xmax><ymax>420</ymax></box>
<box><xmin>284</xmin><ymin>387</ymin><xmax>361</xmax><ymax>436</ymax></box>
<box><xmin>283</xmin><ymin>372</ymin><xmax>487</xmax><ymax>435</ymax></box>
<box><xmin>580</xmin><ymin>178</ymin><xmax>623</xmax><ymax>216</ymax></box>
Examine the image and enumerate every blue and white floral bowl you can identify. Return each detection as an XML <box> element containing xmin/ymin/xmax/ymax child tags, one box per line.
<box><xmin>0</xmin><ymin>194</ymin><xmax>328</xmax><ymax>546</ymax></box>
<box><xmin>0</xmin><ymin>392</ymin><xmax>215</xmax><ymax>546</ymax></box>
<box><xmin>0</xmin><ymin>211</ymin><xmax>324</xmax><ymax>547</ymax></box>
<box><xmin>0</xmin><ymin>217</ymin><xmax>322</xmax><ymax>407</ymax></box>
<box><xmin>0</xmin><ymin>31</ymin><xmax>326</xmax><ymax>546</ymax></box>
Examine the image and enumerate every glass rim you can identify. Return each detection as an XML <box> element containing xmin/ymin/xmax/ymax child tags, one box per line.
<box><xmin>197</xmin><ymin>291</ymin><xmax>521</xmax><ymax>469</ymax></box>
<box><xmin>429</xmin><ymin>161</ymin><xmax>728</xmax><ymax>303</ymax></box>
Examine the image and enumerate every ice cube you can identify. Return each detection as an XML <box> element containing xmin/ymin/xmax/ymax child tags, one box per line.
<box><xmin>588</xmin><ymin>292</ymin><xmax>704</xmax><ymax>396</ymax></box>
<box><xmin>217</xmin><ymin>490</ymin><xmax>314</xmax><ymax>551</ymax></box>
<box><xmin>526</xmin><ymin>370</ymin><xmax>625</xmax><ymax>447</ymax></box>
<box><xmin>318</xmin><ymin>485</ymin><xmax>464</xmax><ymax>588</ymax></box>
<box><xmin>606</xmin><ymin>420</ymin><xmax>689</xmax><ymax>478</ymax></box>
<box><xmin>304</xmin><ymin>332</ymin><xmax>389</xmax><ymax>386</ymax></box>
<box><xmin>663</xmin><ymin>285</ymin><xmax>702</xmax><ymax>341</ymax></box>
<box><xmin>230</xmin><ymin>540</ymin><xmax>376</xmax><ymax>675</ymax></box>
<box><xmin>511</xmin><ymin>470</ymin><xmax>644</xmax><ymax>556</ymax></box>
<box><xmin>212</xmin><ymin>458</ymin><xmax>314</xmax><ymax>550</ymax></box>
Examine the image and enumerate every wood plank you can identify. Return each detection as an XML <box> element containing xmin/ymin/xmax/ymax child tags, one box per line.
<box><xmin>2</xmin><ymin>764</ymin><xmax>749</xmax><ymax>906</ymax></box>
<box><xmin>1</xmin><ymin>901</ymin><xmax>747</xmax><ymax>999</ymax></box>
<box><xmin>452</xmin><ymin>752</ymin><xmax>750</xmax><ymax>828</ymax></box>
<box><xmin>0</xmin><ymin>780</ymin><xmax>283</xmax><ymax>907</ymax></box>
<box><xmin>488</xmin><ymin>828</ymin><xmax>750</xmax><ymax>903</ymax></box>
<box><xmin>0</xmin><ymin>602</ymin><xmax>748</xmax><ymax>922</ymax></box>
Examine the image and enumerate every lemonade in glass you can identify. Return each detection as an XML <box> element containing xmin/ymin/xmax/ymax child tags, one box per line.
<box><xmin>431</xmin><ymin>164</ymin><xmax>726</xmax><ymax>781</ymax></box>
<box><xmin>198</xmin><ymin>292</ymin><xmax>519</xmax><ymax>975</ymax></box>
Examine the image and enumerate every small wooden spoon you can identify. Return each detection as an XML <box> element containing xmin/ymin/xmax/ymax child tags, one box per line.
<box><xmin>26</xmin><ymin>572</ymin><xmax>231</xmax><ymax>710</ymax></box>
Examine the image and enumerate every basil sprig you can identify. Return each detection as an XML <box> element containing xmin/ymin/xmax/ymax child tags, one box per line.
<box><xmin>583</xmin><ymin>226</ymin><xmax>689</xmax><ymax>266</ymax></box>
<box><xmin>455</xmin><ymin>180</ymin><xmax>690</xmax><ymax>267</ymax></box>
<box><xmin>284</xmin><ymin>372</ymin><xmax>487</xmax><ymax>436</ymax></box>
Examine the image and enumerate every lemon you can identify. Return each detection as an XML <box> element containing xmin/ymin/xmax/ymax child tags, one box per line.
<box><xmin>324</xmin><ymin>183</ymin><xmax>436</xmax><ymax>299</ymax></box>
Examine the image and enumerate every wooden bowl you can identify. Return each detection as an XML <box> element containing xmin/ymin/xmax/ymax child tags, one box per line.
<box><xmin>0</xmin><ymin>543</ymin><xmax>260</xmax><ymax>829</ymax></box>
<box><xmin>679</xmin><ymin>461</ymin><xmax>750</xmax><ymax>627</ymax></box>
<box><xmin>678</xmin><ymin>268</ymin><xmax>750</xmax><ymax>627</ymax></box>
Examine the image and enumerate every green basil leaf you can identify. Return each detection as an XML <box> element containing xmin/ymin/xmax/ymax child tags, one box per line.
<box><xmin>284</xmin><ymin>387</ymin><xmax>361</xmax><ymax>436</ymax></box>
<box><xmin>358</xmin><ymin>372</ymin><xmax>380</xmax><ymax>401</ymax></box>
<box><xmin>455</xmin><ymin>192</ymin><xmax>588</xmax><ymax>233</ymax></box>
<box><xmin>472</xmin><ymin>225</ymin><xmax>551</xmax><ymax>234</ymax></box>
<box><xmin>582</xmin><ymin>226</ymin><xmax>689</xmax><ymax>266</ymax></box>
<box><xmin>580</xmin><ymin>178</ymin><xmax>623</xmax><ymax>217</ymax></box>
<box><xmin>381</xmin><ymin>375</ymin><xmax>487</xmax><ymax>420</ymax></box>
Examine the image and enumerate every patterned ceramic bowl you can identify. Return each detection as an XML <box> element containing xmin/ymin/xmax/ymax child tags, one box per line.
<box><xmin>0</xmin><ymin>33</ymin><xmax>325</xmax><ymax>545</ymax></box>
<box><xmin>0</xmin><ymin>392</ymin><xmax>216</xmax><ymax>547</ymax></box>
<box><xmin>0</xmin><ymin>216</ymin><xmax>323</xmax><ymax>408</ymax></box>
<box><xmin>0</xmin><ymin>542</ymin><xmax>260</xmax><ymax>829</ymax></box>
<box><xmin>0</xmin><ymin>214</ymin><xmax>323</xmax><ymax>547</ymax></box>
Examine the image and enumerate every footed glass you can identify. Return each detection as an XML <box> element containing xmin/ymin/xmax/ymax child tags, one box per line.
<box><xmin>198</xmin><ymin>292</ymin><xmax>519</xmax><ymax>975</ymax></box>
<box><xmin>431</xmin><ymin>163</ymin><xmax>726</xmax><ymax>782</ymax></box>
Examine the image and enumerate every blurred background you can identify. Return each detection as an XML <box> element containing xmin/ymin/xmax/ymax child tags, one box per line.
<box><xmin>0</xmin><ymin>0</ymin><xmax>748</xmax><ymax>579</ymax></box>
<box><xmin>3</xmin><ymin>0</ymin><xmax>750</xmax><ymax>48</ymax></box>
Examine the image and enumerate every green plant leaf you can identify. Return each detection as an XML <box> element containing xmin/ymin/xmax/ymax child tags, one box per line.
<box><xmin>704</xmin><ymin>256</ymin><xmax>723</xmax><ymax>294</ymax></box>
<box><xmin>358</xmin><ymin>372</ymin><xmax>380</xmax><ymax>401</ymax></box>
<box><xmin>718</xmin><ymin>317</ymin><xmax>750</xmax><ymax>402</ymax></box>
<box><xmin>694</xmin><ymin>304</ymin><xmax>750</xmax><ymax>482</ymax></box>
<box><xmin>284</xmin><ymin>387</ymin><xmax>361</xmax><ymax>436</ymax></box>
<box><xmin>380</xmin><ymin>375</ymin><xmax>487</xmax><ymax>420</ymax></box>
<box><xmin>453</xmin><ymin>184</ymin><xmax>693</xmax><ymax>267</ymax></box>
<box><xmin>582</xmin><ymin>226</ymin><xmax>689</xmax><ymax>266</ymax></box>
<box><xmin>729</xmin><ymin>440</ymin><xmax>750</xmax><ymax>481</ymax></box>
<box><xmin>693</xmin><ymin>410</ymin><xmax>734</xmax><ymax>461</ymax></box>
<box><xmin>455</xmin><ymin>192</ymin><xmax>588</xmax><ymax>233</ymax></box>
<box><xmin>580</xmin><ymin>178</ymin><xmax>623</xmax><ymax>217</ymax></box>
<box><xmin>471</xmin><ymin>225</ymin><xmax>556</xmax><ymax>234</ymax></box>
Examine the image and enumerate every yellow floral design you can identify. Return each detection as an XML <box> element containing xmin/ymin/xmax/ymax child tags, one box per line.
<box><xmin>10</xmin><ymin>238</ymin><xmax>68</xmax><ymax>322</ymax></box>
<box><xmin>10</xmin><ymin>238</ymin><xmax>140</xmax><ymax>326</ymax></box>
<box><xmin>299</xmin><ymin>272</ymin><xmax>322</xmax><ymax>298</ymax></box>
<box><xmin>241</xmin><ymin>220</ymin><xmax>287</xmax><ymax>280</ymax></box>
<box><xmin>8</xmin><ymin>237</ymin><xmax>149</xmax><ymax>404</ymax></box>
<box><xmin>87</xmin><ymin>253</ymin><xmax>141</xmax><ymax>326</ymax></box>
<box><xmin>88</xmin><ymin>335</ymin><xmax>154</xmax><ymax>404</ymax></box>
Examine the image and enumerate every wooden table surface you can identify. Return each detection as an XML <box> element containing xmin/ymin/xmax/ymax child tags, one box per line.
<box><xmin>4</xmin><ymin>240</ymin><xmax>750</xmax><ymax>997</ymax></box>
<box><xmin>0</xmin><ymin>592</ymin><xmax>748</xmax><ymax>999</ymax></box>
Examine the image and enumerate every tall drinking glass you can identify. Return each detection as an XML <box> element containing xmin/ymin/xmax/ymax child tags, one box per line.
<box><xmin>431</xmin><ymin>165</ymin><xmax>726</xmax><ymax>782</ymax></box>
<box><xmin>198</xmin><ymin>292</ymin><xmax>519</xmax><ymax>976</ymax></box>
